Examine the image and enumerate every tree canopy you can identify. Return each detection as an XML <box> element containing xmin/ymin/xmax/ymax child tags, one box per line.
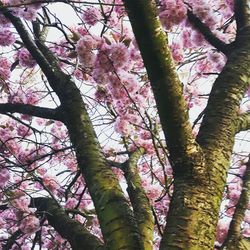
<box><xmin>0</xmin><ymin>0</ymin><xmax>250</xmax><ymax>249</ymax></box>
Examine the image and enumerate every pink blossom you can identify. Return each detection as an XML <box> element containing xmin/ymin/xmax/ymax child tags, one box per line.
<box><xmin>0</xmin><ymin>14</ymin><xmax>11</xmax><ymax>27</ymax></box>
<box><xmin>242</xmin><ymin>227</ymin><xmax>250</xmax><ymax>237</ymax></box>
<box><xmin>225</xmin><ymin>0</ymin><xmax>234</xmax><ymax>11</ymax></box>
<box><xmin>208</xmin><ymin>51</ymin><xmax>226</xmax><ymax>72</ymax></box>
<box><xmin>0</xmin><ymin>28</ymin><xmax>15</xmax><ymax>46</ymax></box>
<box><xmin>12</xmin><ymin>196</ymin><xmax>30</xmax><ymax>212</ymax></box>
<box><xmin>76</xmin><ymin>35</ymin><xmax>99</xmax><ymax>67</ymax></box>
<box><xmin>17</xmin><ymin>125</ymin><xmax>32</xmax><ymax>137</ymax></box>
<box><xmin>0</xmin><ymin>168</ymin><xmax>10</xmax><ymax>188</ymax></box>
<box><xmin>181</xmin><ymin>29</ymin><xmax>193</xmax><ymax>49</ymax></box>
<box><xmin>159</xmin><ymin>0</ymin><xmax>187</xmax><ymax>30</ymax></box>
<box><xmin>140</xmin><ymin>130</ymin><xmax>151</xmax><ymax>140</ymax></box>
<box><xmin>95</xmin><ymin>87</ymin><xmax>109</xmax><ymax>102</ymax></box>
<box><xmin>43</xmin><ymin>175</ymin><xmax>60</xmax><ymax>193</ymax></box>
<box><xmin>114</xmin><ymin>117</ymin><xmax>132</xmax><ymax>135</ymax></box>
<box><xmin>216</xmin><ymin>219</ymin><xmax>230</xmax><ymax>244</ymax></box>
<box><xmin>191</xmin><ymin>31</ymin><xmax>206</xmax><ymax>47</ymax></box>
<box><xmin>19</xmin><ymin>215</ymin><xmax>40</xmax><ymax>235</ymax></box>
<box><xmin>0</xmin><ymin>57</ymin><xmax>11</xmax><ymax>81</ymax></box>
<box><xmin>170</xmin><ymin>42</ymin><xmax>184</xmax><ymax>63</ymax></box>
<box><xmin>109</xmin><ymin>43</ymin><xmax>130</xmax><ymax>69</ymax></box>
<box><xmin>94</xmin><ymin>45</ymin><xmax>113</xmax><ymax>73</ymax></box>
<box><xmin>244</xmin><ymin>209</ymin><xmax>250</xmax><ymax>223</ymax></box>
<box><xmin>65</xmin><ymin>198</ymin><xmax>78</xmax><ymax>209</ymax></box>
<box><xmin>19</xmin><ymin>8</ymin><xmax>37</xmax><ymax>21</ymax></box>
<box><xmin>82</xmin><ymin>7</ymin><xmax>101</xmax><ymax>26</ymax></box>
<box><xmin>18</xmin><ymin>48</ymin><xmax>36</xmax><ymax>68</ymax></box>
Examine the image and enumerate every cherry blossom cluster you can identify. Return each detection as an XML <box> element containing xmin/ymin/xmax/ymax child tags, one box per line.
<box><xmin>7</xmin><ymin>0</ymin><xmax>42</xmax><ymax>21</ymax></box>
<box><xmin>159</xmin><ymin>0</ymin><xmax>187</xmax><ymax>30</ymax></box>
<box><xmin>18</xmin><ymin>48</ymin><xmax>37</xmax><ymax>68</ymax></box>
<box><xmin>0</xmin><ymin>57</ymin><xmax>11</xmax><ymax>82</ymax></box>
<box><xmin>0</xmin><ymin>28</ymin><xmax>15</xmax><ymax>46</ymax></box>
<box><xmin>76</xmin><ymin>35</ymin><xmax>99</xmax><ymax>67</ymax></box>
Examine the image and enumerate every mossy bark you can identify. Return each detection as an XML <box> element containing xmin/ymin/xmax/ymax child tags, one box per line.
<box><xmin>123</xmin><ymin>0</ymin><xmax>250</xmax><ymax>249</ymax></box>
<box><xmin>58</xmin><ymin>80</ymin><xmax>144</xmax><ymax>249</ymax></box>
<box><xmin>123</xmin><ymin>148</ymin><xmax>154</xmax><ymax>250</ymax></box>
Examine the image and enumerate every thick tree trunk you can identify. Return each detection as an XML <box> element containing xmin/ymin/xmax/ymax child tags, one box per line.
<box><xmin>123</xmin><ymin>1</ymin><xmax>250</xmax><ymax>249</ymax></box>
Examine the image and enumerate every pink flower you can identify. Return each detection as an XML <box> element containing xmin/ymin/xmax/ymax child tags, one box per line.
<box><xmin>0</xmin><ymin>57</ymin><xmax>11</xmax><ymax>81</ymax></box>
<box><xmin>19</xmin><ymin>8</ymin><xmax>37</xmax><ymax>21</ymax></box>
<box><xmin>19</xmin><ymin>215</ymin><xmax>40</xmax><ymax>235</ymax></box>
<box><xmin>191</xmin><ymin>31</ymin><xmax>206</xmax><ymax>47</ymax></box>
<box><xmin>0</xmin><ymin>14</ymin><xmax>10</xmax><ymax>27</ymax></box>
<box><xmin>17</xmin><ymin>124</ymin><xmax>32</xmax><ymax>137</ymax></box>
<box><xmin>12</xmin><ymin>196</ymin><xmax>30</xmax><ymax>212</ymax></box>
<box><xmin>0</xmin><ymin>168</ymin><xmax>10</xmax><ymax>188</ymax></box>
<box><xmin>170</xmin><ymin>42</ymin><xmax>184</xmax><ymax>63</ymax></box>
<box><xmin>109</xmin><ymin>43</ymin><xmax>130</xmax><ymax>69</ymax></box>
<box><xmin>18</xmin><ymin>48</ymin><xmax>36</xmax><ymax>68</ymax></box>
<box><xmin>140</xmin><ymin>130</ymin><xmax>151</xmax><ymax>140</ymax></box>
<box><xmin>0</xmin><ymin>28</ymin><xmax>15</xmax><ymax>46</ymax></box>
<box><xmin>216</xmin><ymin>219</ymin><xmax>230</xmax><ymax>244</ymax></box>
<box><xmin>159</xmin><ymin>0</ymin><xmax>187</xmax><ymax>30</ymax></box>
<box><xmin>114</xmin><ymin>117</ymin><xmax>132</xmax><ymax>135</ymax></box>
<box><xmin>43</xmin><ymin>175</ymin><xmax>60</xmax><ymax>193</ymax></box>
<box><xmin>242</xmin><ymin>227</ymin><xmax>250</xmax><ymax>237</ymax></box>
<box><xmin>82</xmin><ymin>7</ymin><xmax>101</xmax><ymax>26</ymax></box>
<box><xmin>65</xmin><ymin>198</ymin><xmax>78</xmax><ymax>209</ymax></box>
<box><xmin>244</xmin><ymin>209</ymin><xmax>250</xmax><ymax>223</ymax></box>
<box><xmin>76</xmin><ymin>35</ymin><xmax>99</xmax><ymax>67</ymax></box>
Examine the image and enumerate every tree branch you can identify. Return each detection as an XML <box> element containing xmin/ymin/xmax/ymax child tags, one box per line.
<box><xmin>187</xmin><ymin>10</ymin><xmax>234</xmax><ymax>55</ymax></box>
<box><xmin>196</xmin><ymin>27</ymin><xmax>250</xmax><ymax>179</ymax></box>
<box><xmin>0</xmin><ymin>103</ymin><xmax>63</xmax><ymax>121</ymax></box>
<box><xmin>234</xmin><ymin>112</ymin><xmax>250</xmax><ymax>134</ymax></box>
<box><xmin>122</xmin><ymin>0</ymin><xmax>201</xmax><ymax>171</ymax></box>
<box><xmin>123</xmin><ymin>148</ymin><xmax>154</xmax><ymax>250</ymax></box>
<box><xmin>2</xmin><ymin>230</ymin><xmax>22</xmax><ymax>250</ymax></box>
<box><xmin>32</xmin><ymin>197</ymin><xmax>105</xmax><ymax>250</ymax></box>
<box><xmin>235</xmin><ymin>0</ymin><xmax>250</xmax><ymax>32</ymax></box>
<box><xmin>220</xmin><ymin>157</ymin><xmax>250</xmax><ymax>250</ymax></box>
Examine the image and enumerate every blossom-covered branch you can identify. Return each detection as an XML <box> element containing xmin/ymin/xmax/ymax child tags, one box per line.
<box><xmin>0</xmin><ymin>103</ymin><xmax>63</xmax><ymax>121</ymax></box>
<box><xmin>0</xmin><ymin>3</ymin><xmax>56</xmax><ymax>82</ymax></box>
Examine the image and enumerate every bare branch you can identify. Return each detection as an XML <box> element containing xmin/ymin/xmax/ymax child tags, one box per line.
<box><xmin>0</xmin><ymin>103</ymin><xmax>63</xmax><ymax>121</ymax></box>
<box><xmin>2</xmin><ymin>230</ymin><xmax>22</xmax><ymax>250</ymax></box>
<box><xmin>187</xmin><ymin>10</ymin><xmax>234</xmax><ymax>55</ymax></box>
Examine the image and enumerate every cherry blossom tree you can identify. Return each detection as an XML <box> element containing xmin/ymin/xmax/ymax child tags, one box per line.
<box><xmin>0</xmin><ymin>0</ymin><xmax>250</xmax><ymax>249</ymax></box>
